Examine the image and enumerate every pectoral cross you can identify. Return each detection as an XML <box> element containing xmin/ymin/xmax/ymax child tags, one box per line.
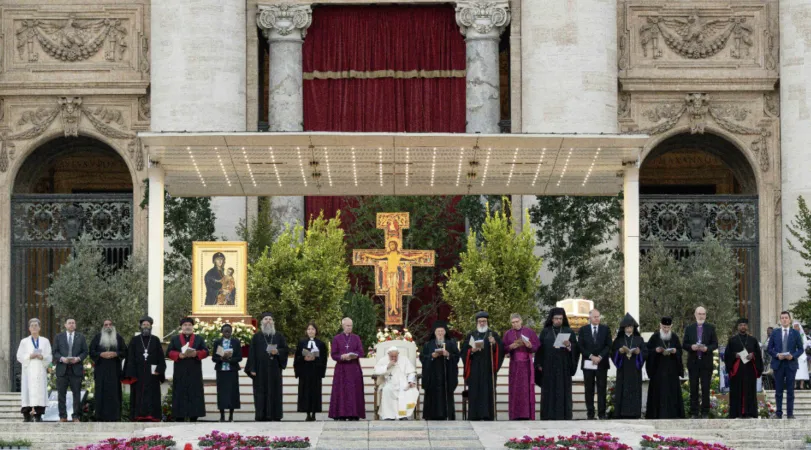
<box><xmin>143</xmin><ymin>349</ymin><xmax>149</xmax><ymax>360</ymax></box>
<box><xmin>352</xmin><ymin>212</ymin><xmax>435</xmax><ymax>325</ymax></box>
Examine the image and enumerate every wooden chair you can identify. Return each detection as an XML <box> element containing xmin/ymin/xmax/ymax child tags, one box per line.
<box><xmin>370</xmin><ymin>341</ymin><xmax>421</xmax><ymax>420</ymax></box>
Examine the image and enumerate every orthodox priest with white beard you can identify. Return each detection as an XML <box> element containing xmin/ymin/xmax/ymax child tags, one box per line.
<box><xmin>123</xmin><ymin>316</ymin><xmax>166</xmax><ymax>422</ymax></box>
<box><xmin>645</xmin><ymin>317</ymin><xmax>685</xmax><ymax>419</ymax></box>
<box><xmin>460</xmin><ymin>311</ymin><xmax>504</xmax><ymax>421</ymax></box>
<box><xmin>89</xmin><ymin>319</ymin><xmax>127</xmax><ymax>422</ymax></box>
<box><xmin>246</xmin><ymin>312</ymin><xmax>289</xmax><ymax>421</ymax></box>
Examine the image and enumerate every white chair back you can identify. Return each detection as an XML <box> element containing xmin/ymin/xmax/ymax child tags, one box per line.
<box><xmin>374</xmin><ymin>340</ymin><xmax>417</xmax><ymax>366</ymax></box>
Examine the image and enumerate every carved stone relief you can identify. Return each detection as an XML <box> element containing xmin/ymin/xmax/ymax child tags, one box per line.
<box><xmin>139</xmin><ymin>34</ymin><xmax>149</xmax><ymax>74</ymax></box>
<box><xmin>640</xmin><ymin>12</ymin><xmax>752</xmax><ymax>60</ymax></box>
<box><xmin>137</xmin><ymin>93</ymin><xmax>150</xmax><ymax>121</ymax></box>
<box><xmin>0</xmin><ymin>97</ymin><xmax>140</xmax><ymax>173</ymax></box>
<box><xmin>15</xmin><ymin>17</ymin><xmax>128</xmax><ymax>63</ymax></box>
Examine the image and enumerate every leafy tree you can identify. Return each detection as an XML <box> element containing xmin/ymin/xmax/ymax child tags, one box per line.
<box><xmin>45</xmin><ymin>237</ymin><xmax>147</xmax><ymax>339</ymax></box>
<box><xmin>442</xmin><ymin>203</ymin><xmax>543</xmax><ymax>333</ymax></box>
<box><xmin>579</xmin><ymin>253</ymin><xmax>626</xmax><ymax>330</ymax></box>
<box><xmin>247</xmin><ymin>212</ymin><xmax>349</xmax><ymax>338</ymax></box>
<box><xmin>345</xmin><ymin>196</ymin><xmax>466</xmax><ymax>340</ymax></box>
<box><xmin>528</xmin><ymin>195</ymin><xmax>622</xmax><ymax>306</ymax></box>
<box><xmin>786</xmin><ymin>195</ymin><xmax>811</xmax><ymax>323</ymax></box>
<box><xmin>457</xmin><ymin>195</ymin><xmax>508</xmax><ymax>239</ymax></box>
<box><xmin>342</xmin><ymin>291</ymin><xmax>381</xmax><ymax>349</ymax></box>
<box><xmin>237</xmin><ymin>197</ymin><xmax>281</xmax><ymax>265</ymax></box>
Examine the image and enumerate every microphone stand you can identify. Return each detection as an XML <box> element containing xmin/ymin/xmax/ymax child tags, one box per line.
<box><xmin>441</xmin><ymin>342</ymin><xmax>448</xmax><ymax>421</ymax></box>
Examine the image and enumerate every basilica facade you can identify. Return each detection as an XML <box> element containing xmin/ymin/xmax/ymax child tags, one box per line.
<box><xmin>0</xmin><ymin>0</ymin><xmax>806</xmax><ymax>391</ymax></box>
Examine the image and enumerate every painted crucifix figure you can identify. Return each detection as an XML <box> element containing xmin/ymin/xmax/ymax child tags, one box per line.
<box><xmin>353</xmin><ymin>212</ymin><xmax>435</xmax><ymax>325</ymax></box>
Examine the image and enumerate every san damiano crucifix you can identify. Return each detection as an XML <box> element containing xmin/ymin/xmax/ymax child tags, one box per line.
<box><xmin>352</xmin><ymin>212</ymin><xmax>435</xmax><ymax>325</ymax></box>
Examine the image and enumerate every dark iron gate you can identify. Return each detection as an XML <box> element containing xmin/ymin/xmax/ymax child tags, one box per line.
<box><xmin>639</xmin><ymin>195</ymin><xmax>759</xmax><ymax>335</ymax></box>
<box><xmin>9</xmin><ymin>194</ymin><xmax>133</xmax><ymax>391</ymax></box>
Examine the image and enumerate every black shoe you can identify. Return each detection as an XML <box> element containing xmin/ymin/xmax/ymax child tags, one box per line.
<box><xmin>34</xmin><ymin>415</ymin><xmax>42</xmax><ymax>422</ymax></box>
<box><xmin>587</xmin><ymin>414</ymin><xmax>595</xmax><ymax>420</ymax></box>
<box><xmin>787</xmin><ymin>415</ymin><xmax>796</xmax><ymax>419</ymax></box>
<box><xmin>23</xmin><ymin>415</ymin><xmax>32</xmax><ymax>423</ymax></box>
<box><xmin>598</xmin><ymin>415</ymin><xmax>607</xmax><ymax>420</ymax></box>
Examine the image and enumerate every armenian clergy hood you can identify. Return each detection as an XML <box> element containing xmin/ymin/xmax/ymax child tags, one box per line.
<box><xmin>536</xmin><ymin>307</ymin><xmax>579</xmax><ymax>420</ymax></box>
<box><xmin>89</xmin><ymin>319</ymin><xmax>127</xmax><ymax>422</ymax></box>
<box><xmin>610</xmin><ymin>313</ymin><xmax>646</xmax><ymax>419</ymax></box>
<box><xmin>645</xmin><ymin>317</ymin><xmax>685</xmax><ymax>419</ymax></box>
<box><xmin>461</xmin><ymin>311</ymin><xmax>504</xmax><ymax>421</ymax></box>
<box><xmin>724</xmin><ymin>318</ymin><xmax>764</xmax><ymax>418</ymax></box>
<box><xmin>246</xmin><ymin>312</ymin><xmax>289</xmax><ymax>421</ymax></box>
<box><xmin>167</xmin><ymin>317</ymin><xmax>209</xmax><ymax>421</ymax></box>
<box><xmin>123</xmin><ymin>316</ymin><xmax>166</xmax><ymax>422</ymax></box>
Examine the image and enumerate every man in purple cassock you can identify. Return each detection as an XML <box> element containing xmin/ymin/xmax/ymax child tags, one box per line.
<box><xmin>328</xmin><ymin>317</ymin><xmax>366</xmax><ymax>420</ymax></box>
<box><xmin>502</xmin><ymin>313</ymin><xmax>540</xmax><ymax>420</ymax></box>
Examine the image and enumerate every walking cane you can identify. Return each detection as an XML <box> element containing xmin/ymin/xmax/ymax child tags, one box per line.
<box><xmin>442</xmin><ymin>342</ymin><xmax>448</xmax><ymax>420</ymax></box>
<box><xmin>488</xmin><ymin>332</ymin><xmax>497</xmax><ymax>421</ymax></box>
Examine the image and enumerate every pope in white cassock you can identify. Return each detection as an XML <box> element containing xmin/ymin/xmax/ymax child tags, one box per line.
<box><xmin>375</xmin><ymin>346</ymin><xmax>418</xmax><ymax>420</ymax></box>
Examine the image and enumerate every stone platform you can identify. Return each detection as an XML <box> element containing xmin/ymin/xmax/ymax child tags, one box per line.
<box><xmin>0</xmin><ymin>418</ymin><xmax>807</xmax><ymax>450</ymax></box>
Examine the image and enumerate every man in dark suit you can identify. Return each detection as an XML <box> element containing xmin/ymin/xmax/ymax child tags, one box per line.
<box><xmin>577</xmin><ymin>308</ymin><xmax>612</xmax><ymax>419</ymax></box>
<box><xmin>53</xmin><ymin>318</ymin><xmax>88</xmax><ymax>422</ymax></box>
<box><xmin>767</xmin><ymin>311</ymin><xmax>805</xmax><ymax>419</ymax></box>
<box><xmin>682</xmin><ymin>306</ymin><xmax>718</xmax><ymax>418</ymax></box>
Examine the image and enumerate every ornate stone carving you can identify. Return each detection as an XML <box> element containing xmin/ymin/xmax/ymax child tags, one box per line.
<box><xmin>58</xmin><ymin>97</ymin><xmax>82</xmax><ymax>137</ymax></box>
<box><xmin>455</xmin><ymin>1</ymin><xmax>511</xmax><ymax>37</ymax></box>
<box><xmin>15</xmin><ymin>17</ymin><xmax>128</xmax><ymax>62</ymax></box>
<box><xmin>139</xmin><ymin>34</ymin><xmax>149</xmax><ymax>74</ymax></box>
<box><xmin>128</xmin><ymin>139</ymin><xmax>144</xmax><ymax>171</ymax></box>
<box><xmin>618</xmin><ymin>32</ymin><xmax>630</xmax><ymax>70</ymax></box>
<box><xmin>0</xmin><ymin>98</ymin><xmax>4</xmax><ymax>122</ymax></box>
<box><xmin>685</xmin><ymin>93</ymin><xmax>710</xmax><ymax>134</ymax></box>
<box><xmin>257</xmin><ymin>4</ymin><xmax>313</xmax><ymax>39</ymax></box>
<box><xmin>15</xmin><ymin>107</ymin><xmax>60</xmax><ymax>140</ymax></box>
<box><xmin>618</xmin><ymin>92</ymin><xmax>631</xmax><ymax>118</ymax></box>
<box><xmin>764</xmin><ymin>92</ymin><xmax>779</xmax><ymax>118</ymax></box>
<box><xmin>764</xmin><ymin>29</ymin><xmax>777</xmax><ymax>71</ymax></box>
<box><xmin>138</xmin><ymin>94</ymin><xmax>150</xmax><ymax>121</ymax></box>
<box><xmin>750</xmin><ymin>128</ymin><xmax>771</xmax><ymax>172</ymax></box>
<box><xmin>639</xmin><ymin>12</ymin><xmax>753</xmax><ymax>60</ymax></box>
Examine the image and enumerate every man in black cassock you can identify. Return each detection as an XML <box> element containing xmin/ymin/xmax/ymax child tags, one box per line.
<box><xmin>246</xmin><ymin>312</ymin><xmax>289</xmax><ymax>421</ymax></box>
<box><xmin>167</xmin><ymin>317</ymin><xmax>209</xmax><ymax>421</ymax></box>
<box><xmin>123</xmin><ymin>316</ymin><xmax>165</xmax><ymax>422</ymax></box>
<box><xmin>536</xmin><ymin>307</ymin><xmax>579</xmax><ymax>420</ymax></box>
<box><xmin>89</xmin><ymin>319</ymin><xmax>127</xmax><ymax>422</ymax></box>
<box><xmin>461</xmin><ymin>311</ymin><xmax>504</xmax><ymax>421</ymax></box>
<box><xmin>421</xmin><ymin>321</ymin><xmax>459</xmax><ymax>420</ymax></box>
<box><xmin>610</xmin><ymin>313</ymin><xmax>646</xmax><ymax>419</ymax></box>
<box><xmin>645</xmin><ymin>316</ymin><xmax>685</xmax><ymax>419</ymax></box>
<box><xmin>724</xmin><ymin>318</ymin><xmax>764</xmax><ymax>418</ymax></box>
<box><xmin>212</xmin><ymin>323</ymin><xmax>243</xmax><ymax>422</ymax></box>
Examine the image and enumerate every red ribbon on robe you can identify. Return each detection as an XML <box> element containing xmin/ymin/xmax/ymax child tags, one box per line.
<box><xmin>168</xmin><ymin>334</ymin><xmax>208</xmax><ymax>361</ymax></box>
<box><xmin>729</xmin><ymin>355</ymin><xmax>759</xmax><ymax>415</ymax></box>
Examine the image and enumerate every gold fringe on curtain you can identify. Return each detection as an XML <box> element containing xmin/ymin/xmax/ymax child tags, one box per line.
<box><xmin>303</xmin><ymin>69</ymin><xmax>466</xmax><ymax>80</ymax></box>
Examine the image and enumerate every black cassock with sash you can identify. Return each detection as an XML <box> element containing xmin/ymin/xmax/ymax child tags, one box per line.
<box><xmin>461</xmin><ymin>331</ymin><xmax>504</xmax><ymax>421</ymax></box>
<box><xmin>421</xmin><ymin>338</ymin><xmax>459</xmax><ymax>420</ymax></box>
<box><xmin>123</xmin><ymin>334</ymin><xmax>165</xmax><ymax>421</ymax></box>
<box><xmin>246</xmin><ymin>332</ymin><xmax>289</xmax><ymax>421</ymax></box>
<box><xmin>167</xmin><ymin>333</ymin><xmax>209</xmax><ymax>419</ymax></box>
<box><xmin>724</xmin><ymin>334</ymin><xmax>764</xmax><ymax>418</ymax></box>
<box><xmin>89</xmin><ymin>333</ymin><xmax>127</xmax><ymax>422</ymax></box>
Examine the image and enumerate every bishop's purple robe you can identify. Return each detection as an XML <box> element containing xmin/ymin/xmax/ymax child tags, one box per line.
<box><xmin>503</xmin><ymin>327</ymin><xmax>540</xmax><ymax>420</ymax></box>
<box><xmin>328</xmin><ymin>333</ymin><xmax>366</xmax><ymax>419</ymax></box>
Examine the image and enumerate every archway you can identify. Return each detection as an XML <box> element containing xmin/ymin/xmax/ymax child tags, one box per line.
<box><xmin>9</xmin><ymin>136</ymin><xmax>134</xmax><ymax>390</ymax></box>
<box><xmin>640</xmin><ymin>132</ymin><xmax>759</xmax><ymax>333</ymax></box>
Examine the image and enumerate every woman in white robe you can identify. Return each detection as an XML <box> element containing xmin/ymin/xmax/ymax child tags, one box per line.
<box><xmin>794</xmin><ymin>322</ymin><xmax>809</xmax><ymax>388</ymax></box>
<box><xmin>374</xmin><ymin>346</ymin><xmax>418</xmax><ymax>420</ymax></box>
<box><xmin>16</xmin><ymin>318</ymin><xmax>52</xmax><ymax>422</ymax></box>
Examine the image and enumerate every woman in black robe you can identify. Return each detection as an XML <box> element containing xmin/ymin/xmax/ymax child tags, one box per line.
<box><xmin>610</xmin><ymin>313</ymin><xmax>646</xmax><ymax>419</ymax></box>
<box><xmin>211</xmin><ymin>323</ymin><xmax>243</xmax><ymax>422</ymax></box>
<box><xmin>421</xmin><ymin>321</ymin><xmax>459</xmax><ymax>420</ymax></box>
<box><xmin>293</xmin><ymin>322</ymin><xmax>328</xmax><ymax>421</ymax></box>
<box><xmin>536</xmin><ymin>307</ymin><xmax>579</xmax><ymax>420</ymax></box>
<box><xmin>122</xmin><ymin>316</ymin><xmax>166</xmax><ymax>422</ymax></box>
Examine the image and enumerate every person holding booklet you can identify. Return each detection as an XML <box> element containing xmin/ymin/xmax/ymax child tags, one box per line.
<box><xmin>723</xmin><ymin>318</ymin><xmax>763</xmax><ymax>418</ymax></box>
<box><xmin>123</xmin><ymin>316</ymin><xmax>165</xmax><ymax>422</ymax></box>
<box><xmin>246</xmin><ymin>312</ymin><xmax>289</xmax><ymax>421</ymax></box>
<box><xmin>329</xmin><ymin>317</ymin><xmax>366</xmax><ymax>421</ymax></box>
<box><xmin>610</xmin><ymin>313</ymin><xmax>646</xmax><ymax>419</ymax></box>
<box><xmin>460</xmin><ymin>311</ymin><xmax>504</xmax><ymax>421</ymax></box>
<box><xmin>767</xmin><ymin>311</ymin><xmax>805</xmax><ymax>419</ymax></box>
<box><xmin>294</xmin><ymin>322</ymin><xmax>328</xmax><ymax>421</ymax></box>
<box><xmin>502</xmin><ymin>313</ymin><xmax>540</xmax><ymax>420</ymax></box>
<box><xmin>535</xmin><ymin>307</ymin><xmax>579</xmax><ymax>420</ymax></box>
<box><xmin>166</xmin><ymin>317</ymin><xmax>209</xmax><ymax>422</ymax></box>
<box><xmin>577</xmin><ymin>309</ymin><xmax>612</xmax><ymax>420</ymax></box>
<box><xmin>645</xmin><ymin>316</ymin><xmax>685</xmax><ymax>419</ymax></box>
<box><xmin>212</xmin><ymin>323</ymin><xmax>243</xmax><ymax>422</ymax></box>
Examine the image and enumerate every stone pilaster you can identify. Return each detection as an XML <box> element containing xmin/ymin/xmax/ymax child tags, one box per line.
<box><xmin>257</xmin><ymin>4</ymin><xmax>312</xmax><ymax>132</ymax></box>
<box><xmin>456</xmin><ymin>1</ymin><xmax>510</xmax><ymax>134</ymax></box>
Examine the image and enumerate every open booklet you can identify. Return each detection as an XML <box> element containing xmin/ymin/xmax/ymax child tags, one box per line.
<box><xmin>552</xmin><ymin>333</ymin><xmax>570</xmax><ymax>349</ymax></box>
<box><xmin>215</xmin><ymin>346</ymin><xmax>233</xmax><ymax>357</ymax></box>
<box><xmin>468</xmin><ymin>336</ymin><xmax>484</xmax><ymax>349</ymax></box>
<box><xmin>738</xmin><ymin>348</ymin><xmax>750</xmax><ymax>364</ymax></box>
<box><xmin>302</xmin><ymin>348</ymin><xmax>320</xmax><ymax>357</ymax></box>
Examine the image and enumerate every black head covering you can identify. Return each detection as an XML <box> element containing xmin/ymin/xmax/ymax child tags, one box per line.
<box><xmin>660</xmin><ymin>316</ymin><xmax>673</xmax><ymax>326</ymax></box>
<box><xmin>212</xmin><ymin>252</ymin><xmax>225</xmax><ymax>263</ymax></box>
<box><xmin>736</xmin><ymin>317</ymin><xmax>749</xmax><ymax>325</ymax></box>
<box><xmin>139</xmin><ymin>316</ymin><xmax>153</xmax><ymax>326</ymax></box>
<box><xmin>430</xmin><ymin>321</ymin><xmax>449</xmax><ymax>340</ymax></box>
<box><xmin>260</xmin><ymin>312</ymin><xmax>273</xmax><ymax>320</ymax></box>
<box><xmin>544</xmin><ymin>307</ymin><xmax>570</xmax><ymax>328</ymax></box>
<box><xmin>179</xmin><ymin>317</ymin><xmax>194</xmax><ymax>326</ymax></box>
<box><xmin>475</xmin><ymin>311</ymin><xmax>489</xmax><ymax>320</ymax></box>
<box><xmin>616</xmin><ymin>313</ymin><xmax>640</xmax><ymax>338</ymax></box>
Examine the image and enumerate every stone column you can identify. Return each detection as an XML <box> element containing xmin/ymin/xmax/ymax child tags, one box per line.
<box><xmin>257</xmin><ymin>4</ymin><xmax>312</xmax><ymax>228</ymax></box>
<box><xmin>623</xmin><ymin>165</ymin><xmax>640</xmax><ymax>322</ymax></box>
<box><xmin>780</xmin><ymin>0</ymin><xmax>811</xmax><ymax>311</ymax></box>
<box><xmin>0</xmin><ymin>178</ymin><xmax>10</xmax><ymax>391</ymax></box>
<box><xmin>521</xmin><ymin>0</ymin><xmax>617</xmax><ymax>133</ymax></box>
<box><xmin>148</xmin><ymin>165</ymin><xmax>165</xmax><ymax>340</ymax></box>
<box><xmin>456</xmin><ymin>1</ymin><xmax>510</xmax><ymax>134</ymax></box>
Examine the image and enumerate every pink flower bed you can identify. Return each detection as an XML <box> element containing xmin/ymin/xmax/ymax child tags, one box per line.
<box><xmin>505</xmin><ymin>431</ymin><xmax>632</xmax><ymax>450</ymax></box>
<box><xmin>198</xmin><ymin>431</ymin><xmax>310</xmax><ymax>449</ymax></box>
<box><xmin>640</xmin><ymin>434</ymin><xmax>733</xmax><ymax>450</ymax></box>
<box><xmin>70</xmin><ymin>435</ymin><xmax>175</xmax><ymax>450</ymax></box>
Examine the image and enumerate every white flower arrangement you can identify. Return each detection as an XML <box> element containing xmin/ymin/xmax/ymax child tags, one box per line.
<box><xmin>190</xmin><ymin>317</ymin><xmax>256</xmax><ymax>347</ymax></box>
<box><xmin>376</xmin><ymin>327</ymin><xmax>413</xmax><ymax>343</ymax></box>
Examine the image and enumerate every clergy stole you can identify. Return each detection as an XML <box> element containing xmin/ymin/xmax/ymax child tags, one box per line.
<box><xmin>724</xmin><ymin>334</ymin><xmax>764</xmax><ymax>418</ymax></box>
<box><xmin>461</xmin><ymin>330</ymin><xmax>504</xmax><ymax>420</ymax></box>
